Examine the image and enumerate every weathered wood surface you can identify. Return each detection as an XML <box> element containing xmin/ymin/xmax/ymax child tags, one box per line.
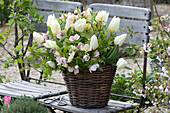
<box><xmin>89</xmin><ymin>3</ymin><xmax>151</xmax><ymax>20</ymax></box>
<box><xmin>107</xmin><ymin>18</ymin><xmax>149</xmax><ymax>33</ymax></box>
<box><xmin>87</xmin><ymin>0</ymin><xmax>150</xmax><ymax>7</ymax></box>
<box><xmin>40</xmin><ymin>94</ymin><xmax>139</xmax><ymax>113</ymax></box>
<box><xmin>0</xmin><ymin>81</ymin><xmax>67</xmax><ymax>99</ymax></box>
<box><xmin>116</xmin><ymin>32</ymin><xmax>148</xmax><ymax>45</ymax></box>
<box><xmin>35</xmin><ymin>1</ymin><xmax>83</xmax><ymax>12</ymax></box>
<box><xmin>31</xmin><ymin>1</ymin><xmax>83</xmax><ymax>32</ymax></box>
<box><xmin>89</xmin><ymin>3</ymin><xmax>151</xmax><ymax>45</ymax></box>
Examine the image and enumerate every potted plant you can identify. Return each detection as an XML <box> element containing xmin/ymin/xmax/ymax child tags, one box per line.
<box><xmin>31</xmin><ymin>8</ymin><xmax>128</xmax><ymax>108</ymax></box>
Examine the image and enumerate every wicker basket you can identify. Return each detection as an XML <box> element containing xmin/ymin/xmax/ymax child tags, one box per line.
<box><xmin>63</xmin><ymin>65</ymin><xmax>116</xmax><ymax>108</ymax></box>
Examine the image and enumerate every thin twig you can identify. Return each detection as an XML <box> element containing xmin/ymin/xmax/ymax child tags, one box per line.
<box><xmin>0</xmin><ymin>43</ymin><xmax>16</xmax><ymax>59</ymax></box>
<box><xmin>16</xmin><ymin>34</ymin><xmax>25</xmax><ymax>44</ymax></box>
<box><xmin>137</xmin><ymin>61</ymin><xmax>143</xmax><ymax>74</ymax></box>
<box><xmin>28</xmin><ymin>64</ymin><xmax>42</xmax><ymax>73</ymax></box>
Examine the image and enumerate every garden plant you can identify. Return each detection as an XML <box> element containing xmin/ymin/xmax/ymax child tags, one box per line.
<box><xmin>0</xmin><ymin>0</ymin><xmax>44</xmax><ymax>80</ymax></box>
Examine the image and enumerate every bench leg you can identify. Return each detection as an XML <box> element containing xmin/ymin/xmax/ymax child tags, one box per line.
<box><xmin>48</xmin><ymin>107</ymin><xmax>56</xmax><ymax>113</ymax></box>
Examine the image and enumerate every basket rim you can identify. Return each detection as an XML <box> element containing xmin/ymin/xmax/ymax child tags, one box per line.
<box><xmin>63</xmin><ymin>64</ymin><xmax>117</xmax><ymax>78</ymax></box>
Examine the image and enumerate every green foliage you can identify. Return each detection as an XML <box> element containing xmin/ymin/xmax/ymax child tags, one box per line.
<box><xmin>0</xmin><ymin>74</ymin><xmax>5</xmax><ymax>83</ymax></box>
<box><xmin>111</xmin><ymin>71</ymin><xmax>154</xmax><ymax>104</ymax></box>
<box><xmin>2</xmin><ymin>96</ymin><xmax>49</xmax><ymax>113</ymax></box>
<box><xmin>0</xmin><ymin>0</ymin><xmax>11</xmax><ymax>22</ymax></box>
<box><xmin>0</xmin><ymin>0</ymin><xmax>45</xmax><ymax>80</ymax></box>
<box><xmin>148</xmin><ymin>16</ymin><xmax>170</xmax><ymax>73</ymax></box>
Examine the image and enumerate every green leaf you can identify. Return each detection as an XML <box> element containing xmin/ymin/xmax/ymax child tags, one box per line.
<box><xmin>60</xmin><ymin>36</ymin><xmax>68</xmax><ymax>41</ymax></box>
<box><xmin>67</xmin><ymin>27</ymin><xmax>72</xmax><ymax>36</ymax></box>
<box><xmin>48</xmin><ymin>26</ymin><xmax>53</xmax><ymax>35</ymax></box>
<box><xmin>56</xmin><ymin>40</ymin><xmax>63</xmax><ymax>47</ymax></box>
<box><xmin>98</xmin><ymin>65</ymin><xmax>103</xmax><ymax>72</ymax></box>
<box><xmin>27</xmin><ymin>55</ymin><xmax>34</xmax><ymax>61</ymax></box>
<box><xmin>130</xmin><ymin>48</ymin><xmax>136</xmax><ymax>56</ymax></box>
<box><xmin>135</xmin><ymin>44</ymin><xmax>141</xmax><ymax>48</ymax></box>
<box><xmin>39</xmin><ymin>15</ymin><xmax>44</xmax><ymax>19</ymax></box>
<box><xmin>18</xmin><ymin>59</ymin><xmax>24</xmax><ymax>63</ymax></box>
<box><xmin>35</xmin><ymin>52</ymin><xmax>49</xmax><ymax>56</ymax></box>
<box><xmin>76</xmin><ymin>8</ymin><xmax>81</xmax><ymax>15</ymax></box>
<box><xmin>124</xmin><ymin>66</ymin><xmax>132</xmax><ymax>70</ymax></box>
<box><xmin>106</xmin><ymin>45</ymin><xmax>118</xmax><ymax>61</ymax></box>
<box><xmin>14</xmin><ymin>60</ymin><xmax>18</xmax><ymax>65</ymax></box>
<box><xmin>35</xmin><ymin>64</ymin><xmax>40</xmax><ymax>68</ymax></box>
<box><xmin>130</xmin><ymin>33</ymin><xmax>133</xmax><ymax>39</ymax></box>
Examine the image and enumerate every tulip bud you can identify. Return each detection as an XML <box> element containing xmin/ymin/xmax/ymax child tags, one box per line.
<box><xmin>47</xmin><ymin>14</ymin><xmax>55</xmax><ymax>27</ymax></box>
<box><xmin>116</xmin><ymin>58</ymin><xmax>127</xmax><ymax>69</ymax></box>
<box><xmin>74</xmin><ymin>18</ymin><xmax>86</xmax><ymax>32</ymax></box>
<box><xmin>90</xmin><ymin>35</ymin><xmax>98</xmax><ymax>50</ymax></box>
<box><xmin>95</xmin><ymin>11</ymin><xmax>109</xmax><ymax>26</ymax></box>
<box><xmin>33</xmin><ymin>31</ymin><xmax>44</xmax><ymax>43</ymax></box>
<box><xmin>47</xmin><ymin>14</ymin><xmax>61</xmax><ymax>35</ymax></box>
<box><xmin>114</xmin><ymin>34</ymin><xmax>127</xmax><ymax>47</ymax></box>
<box><xmin>80</xmin><ymin>44</ymin><xmax>91</xmax><ymax>52</ymax></box>
<box><xmin>46</xmin><ymin>61</ymin><xmax>56</xmax><ymax>68</ymax></box>
<box><xmin>43</xmin><ymin>40</ymin><xmax>59</xmax><ymax>49</ymax></box>
<box><xmin>51</xmin><ymin>19</ymin><xmax>61</xmax><ymax>35</ymax></box>
<box><xmin>108</xmin><ymin>16</ymin><xmax>120</xmax><ymax>33</ymax></box>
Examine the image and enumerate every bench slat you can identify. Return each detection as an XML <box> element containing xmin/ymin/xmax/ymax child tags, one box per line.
<box><xmin>8</xmin><ymin>82</ymin><xmax>56</xmax><ymax>92</ymax></box>
<box><xmin>0</xmin><ymin>81</ymin><xmax>67</xmax><ymax>99</ymax></box>
<box><xmin>115</xmin><ymin>32</ymin><xmax>147</xmax><ymax>45</ymax></box>
<box><xmin>19</xmin><ymin>81</ymin><xmax>65</xmax><ymax>91</ymax></box>
<box><xmin>35</xmin><ymin>1</ymin><xmax>83</xmax><ymax>12</ymax></box>
<box><xmin>89</xmin><ymin>3</ymin><xmax>151</xmax><ymax>20</ymax></box>
<box><xmin>0</xmin><ymin>88</ymin><xmax>37</xmax><ymax>98</ymax></box>
<box><xmin>1</xmin><ymin>83</ymin><xmax>47</xmax><ymax>93</ymax></box>
<box><xmin>35</xmin><ymin>11</ymin><xmax>63</xmax><ymax>21</ymax></box>
<box><xmin>0</xmin><ymin>85</ymin><xmax>40</xmax><ymax>95</ymax></box>
<box><xmin>40</xmin><ymin>94</ymin><xmax>139</xmax><ymax>113</ymax></box>
<box><xmin>107</xmin><ymin>18</ymin><xmax>149</xmax><ymax>33</ymax></box>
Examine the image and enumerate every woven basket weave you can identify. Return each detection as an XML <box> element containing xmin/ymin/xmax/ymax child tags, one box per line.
<box><xmin>63</xmin><ymin>65</ymin><xmax>116</xmax><ymax>108</ymax></box>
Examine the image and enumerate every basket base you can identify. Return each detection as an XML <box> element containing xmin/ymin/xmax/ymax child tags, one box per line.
<box><xmin>63</xmin><ymin>65</ymin><xmax>116</xmax><ymax>108</ymax></box>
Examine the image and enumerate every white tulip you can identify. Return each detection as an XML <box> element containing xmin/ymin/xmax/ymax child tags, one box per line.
<box><xmin>47</xmin><ymin>14</ymin><xmax>55</xmax><ymax>27</ymax></box>
<box><xmin>33</xmin><ymin>31</ymin><xmax>44</xmax><ymax>43</ymax></box>
<box><xmin>46</xmin><ymin>61</ymin><xmax>56</xmax><ymax>68</ymax></box>
<box><xmin>74</xmin><ymin>18</ymin><xmax>86</xmax><ymax>32</ymax></box>
<box><xmin>51</xmin><ymin>19</ymin><xmax>61</xmax><ymax>35</ymax></box>
<box><xmin>114</xmin><ymin>34</ymin><xmax>127</xmax><ymax>47</ymax></box>
<box><xmin>80</xmin><ymin>44</ymin><xmax>91</xmax><ymax>52</ymax></box>
<box><xmin>83</xmin><ymin>8</ymin><xmax>92</xmax><ymax>21</ymax></box>
<box><xmin>43</xmin><ymin>40</ymin><xmax>59</xmax><ymax>49</ymax></box>
<box><xmin>65</xmin><ymin>18</ymin><xmax>74</xmax><ymax>29</ymax></box>
<box><xmin>47</xmin><ymin>14</ymin><xmax>61</xmax><ymax>35</ymax></box>
<box><xmin>95</xmin><ymin>11</ymin><xmax>109</xmax><ymax>26</ymax></box>
<box><xmin>116</xmin><ymin>58</ymin><xmax>127</xmax><ymax>69</ymax></box>
<box><xmin>90</xmin><ymin>35</ymin><xmax>98</xmax><ymax>50</ymax></box>
<box><xmin>108</xmin><ymin>16</ymin><xmax>120</xmax><ymax>33</ymax></box>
